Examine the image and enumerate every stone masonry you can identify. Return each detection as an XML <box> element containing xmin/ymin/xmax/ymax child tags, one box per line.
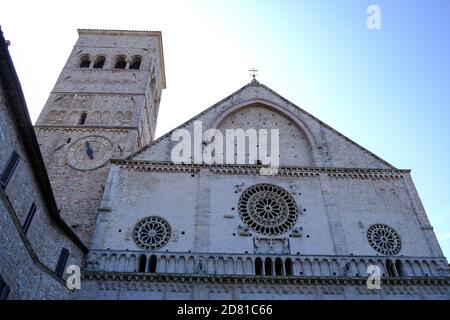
<box><xmin>1</xmin><ymin>26</ymin><xmax>449</xmax><ymax>300</ymax></box>
<box><xmin>34</xmin><ymin>29</ymin><xmax>166</xmax><ymax>246</ymax></box>
<box><xmin>0</xmin><ymin>27</ymin><xmax>86</xmax><ymax>300</ymax></box>
<box><xmin>80</xmin><ymin>80</ymin><xmax>450</xmax><ymax>299</ymax></box>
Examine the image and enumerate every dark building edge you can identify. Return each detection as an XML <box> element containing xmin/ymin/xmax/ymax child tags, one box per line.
<box><xmin>0</xmin><ymin>25</ymin><xmax>87</xmax><ymax>254</ymax></box>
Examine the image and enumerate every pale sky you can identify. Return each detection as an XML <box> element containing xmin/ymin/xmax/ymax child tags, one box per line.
<box><xmin>1</xmin><ymin>0</ymin><xmax>449</xmax><ymax>258</ymax></box>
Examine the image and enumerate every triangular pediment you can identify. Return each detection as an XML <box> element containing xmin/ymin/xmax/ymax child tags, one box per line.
<box><xmin>126</xmin><ymin>81</ymin><xmax>393</xmax><ymax>169</ymax></box>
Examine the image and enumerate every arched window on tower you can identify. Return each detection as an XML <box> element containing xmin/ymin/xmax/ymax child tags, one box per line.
<box><xmin>78</xmin><ymin>112</ymin><xmax>87</xmax><ymax>125</ymax></box>
<box><xmin>129</xmin><ymin>56</ymin><xmax>142</xmax><ymax>70</ymax></box>
<box><xmin>79</xmin><ymin>55</ymin><xmax>90</xmax><ymax>68</ymax></box>
<box><xmin>93</xmin><ymin>56</ymin><xmax>106</xmax><ymax>69</ymax></box>
<box><xmin>114</xmin><ymin>56</ymin><xmax>127</xmax><ymax>69</ymax></box>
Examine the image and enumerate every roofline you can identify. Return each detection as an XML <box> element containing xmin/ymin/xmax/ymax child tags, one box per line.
<box><xmin>77</xmin><ymin>28</ymin><xmax>162</xmax><ymax>36</ymax></box>
<box><xmin>113</xmin><ymin>159</ymin><xmax>410</xmax><ymax>174</ymax></box>
<box><xmin>255</xmin><ymin>82</ymin><xmax>396</xmax><ymax>169</ymax></box>
<box><xmin>127</xmin><ymin>81</ymin><xmax>395</xmax><ymax>168</ymax></box>
<box><xmin>0</xmin><ymin>26</ymin><xmax>88</xmax><ymax>253</ymax></box>
<box><xmin>77</xmin><ymin>29</ymin><xmax>166</xmax><ymax>88</ymax></box>
<box><xmin>125</xmin><ymin>83</ymin><xmax>252</xmax><ymax>160</ymax></box>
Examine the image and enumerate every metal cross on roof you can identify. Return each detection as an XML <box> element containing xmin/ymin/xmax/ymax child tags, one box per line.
<box><xmin>249</xmin><ymin>68</ymin><xmax>259</xmax><ymax>80</ymax></box>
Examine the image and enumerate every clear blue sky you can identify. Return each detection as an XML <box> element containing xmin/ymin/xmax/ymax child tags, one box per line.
<box><xmin>1</xmin><ymin>0</ymin><xmax>449</xmax><ymax>257</ymax></box>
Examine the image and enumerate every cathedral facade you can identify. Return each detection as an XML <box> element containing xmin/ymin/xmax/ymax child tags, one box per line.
<box><xmin>1</xmin><ymin>28</ymin><xmax>450</xmax><ymax>300</ymax></box>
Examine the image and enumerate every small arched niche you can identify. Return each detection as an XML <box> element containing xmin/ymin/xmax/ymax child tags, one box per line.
<box><xmin>213</xmin><ymin>102</ymin><xmax>315</xmax><ymax>166</ymax></box>
<box><xmin>93</xmin><ymin>55</ymin><xmax>106</xmax><ymax>69</ymax></box>
<box><xmin>79</xmin><ymin>54</ymin><xmax>91</xmax><ymax>68</ymax></box>
<box><xmin>129</xmin><ymin>56</ymin><xmax>142</xmax><ymax>70</ymax></box>
<box><xmin>114</xmin><ymin>55</ymin><xmax>127</xmax><ymax>69</ymax></box>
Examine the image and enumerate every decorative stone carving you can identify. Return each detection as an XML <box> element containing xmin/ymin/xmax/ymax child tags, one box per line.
<box><xmin>133</xmin><ymin>216</ymin><xmax>171</xmax><ymax>250</ymax></box>
<box><xmin>367</xmin><ymin>224</ymin><xmax>401</xmax><ymax>256</ymax></box>
<box><xmin>291</xmin><ymin>227</ymin><xmax>302</xmax><ymax>237</ymax></box>
<box><xmin>289</xmin><ymin>184</ymin><xmax>297</xmax><ymax>193</ymax></box>
<box><xmin>238</xmin><ymin>224</ymin><xmax>251</xmax><ymax>236</ymax></box>
<box><xmin>116</xmin><ymin>111</ymin><xmax>133</xmax><ymax>125</ymax></box>
<box><xmin>47</xmin><ymin>110</ymin><xmax>68</xmax><ymax>123</ymax></box>
<box><xmin>234</xmin><ymin>183</ymin><xmax>244</xmax><ymax>193</ymax></box>
<box><xmin>239</xmin><ymin>184</ymin><xmax>298</xmax><ymax>236</ymax></box>
<box><xmin>253</xmin><ymin>237</ymin><xmax>290</xmax><ymax>254</ymax></box>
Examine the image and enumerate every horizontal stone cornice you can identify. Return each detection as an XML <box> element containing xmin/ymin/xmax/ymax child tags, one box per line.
<box><xmin>83</xmin><ymin>271</ymin><xmax>450</xmax><ymax>287</ymax></box>
<box><xmin>110</xmin><ymin>160</ymin><xmax>410</xmax><ymax>179</ymax></box>
<box><xmin>35</xmin><ymin>125</ymin><xmax>136</xmax><ymax>133</ymax></box>
<box><xmin>77</xmin><ymin>29</ymin><xmax>162</xmax><ymax>37</ymax></box>
<box><xmin>49</xmin><ymin>91</ymin><xmax>146</xmax><ymax>96</ymax></box>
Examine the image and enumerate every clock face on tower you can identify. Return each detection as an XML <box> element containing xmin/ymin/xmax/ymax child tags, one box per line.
<box><xmin>67</xmin><ymin>136</ymin><xmax>114</xmax><ymax>171</ymax></box>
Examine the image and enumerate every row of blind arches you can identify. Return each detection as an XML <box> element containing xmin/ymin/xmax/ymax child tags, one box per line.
<box><xmin>137</xmin><ymin>255</ymin><xmax>295</xmax><ymax>276</ymax></box>
<box><xmin>79</xmin><ymin>54</ymin><xmax>141</xmax><ymax>70</ymax></box>
<box><xmin>256</xmin><ymin>257</ymin><xmax>406</xmax><ymax>277</ymax></box>
<box><xmin>136</xmin><ymin>254</ymin><xmax>407</xmax><ymax>278</ymax></box>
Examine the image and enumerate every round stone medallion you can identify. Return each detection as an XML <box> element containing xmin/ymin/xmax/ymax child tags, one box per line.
<box><xmin>367</xmin><ymin>224</ymin><xmax>402</xmax><ymax>255</ymax></box>
<box><xmin>238</xmin><ymin>184</ymin><xmax>298</xmax><ymax>236</ymax></box>
<box><xmin>133</xmin><ymin>216</ymin><xmax>171</xmax><ymax>250</ymax></box>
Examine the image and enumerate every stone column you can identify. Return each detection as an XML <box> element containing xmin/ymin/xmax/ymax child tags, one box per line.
<box><xmin>194</xmin><ymin>169</ymin><xmax>211</xmax><ymax>252</ymax></box>
<box><xmin>318</xmin><ymin>172</ymin><xmax>348</xmax><ymax>255</ymax></box>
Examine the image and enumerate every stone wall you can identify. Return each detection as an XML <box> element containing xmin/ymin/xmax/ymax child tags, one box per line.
<box><xmin>132</xmin><ymin>82</ymin><xmax>392</xmax><ymax>170</ymax></box>
<box><xmin>34</xmin><ymin>126</ymin><xmax>138</xmax><ymax>241</ymax></box>
<box><xmin>34</xmin><ymin>30</ymin><xmax>166</xmax><ymax>245</ymax></box>
<box><xmin>91</xmin><ymin>163</ymin><xmax>444</xmax><ymax>259</ymax></box>
<box><xmin>0</xmin><ymin>75</ymin><xmax>84</xmax><ymax>300</ymax></box>
<box><xmin>78</xmin><ymin>275</ymin><xmax>450</xmax><ymax>300</ymax></box>
<box><xmin>82</xmin><ymin>77</ymin><xmax>449</xmax><ymax>300</ymax></box>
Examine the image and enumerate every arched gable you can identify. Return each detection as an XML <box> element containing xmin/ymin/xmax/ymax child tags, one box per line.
<box><xmin>209</xmin><ymin>100</ymin><xmax>318</xmax><ymax>166</ymax></box>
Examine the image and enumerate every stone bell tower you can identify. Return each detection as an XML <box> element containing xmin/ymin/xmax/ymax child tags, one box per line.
<box><xmin>34</xmin><ymin>29</ymin><xmax>166</xmax><ymax>245</ymax></box>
